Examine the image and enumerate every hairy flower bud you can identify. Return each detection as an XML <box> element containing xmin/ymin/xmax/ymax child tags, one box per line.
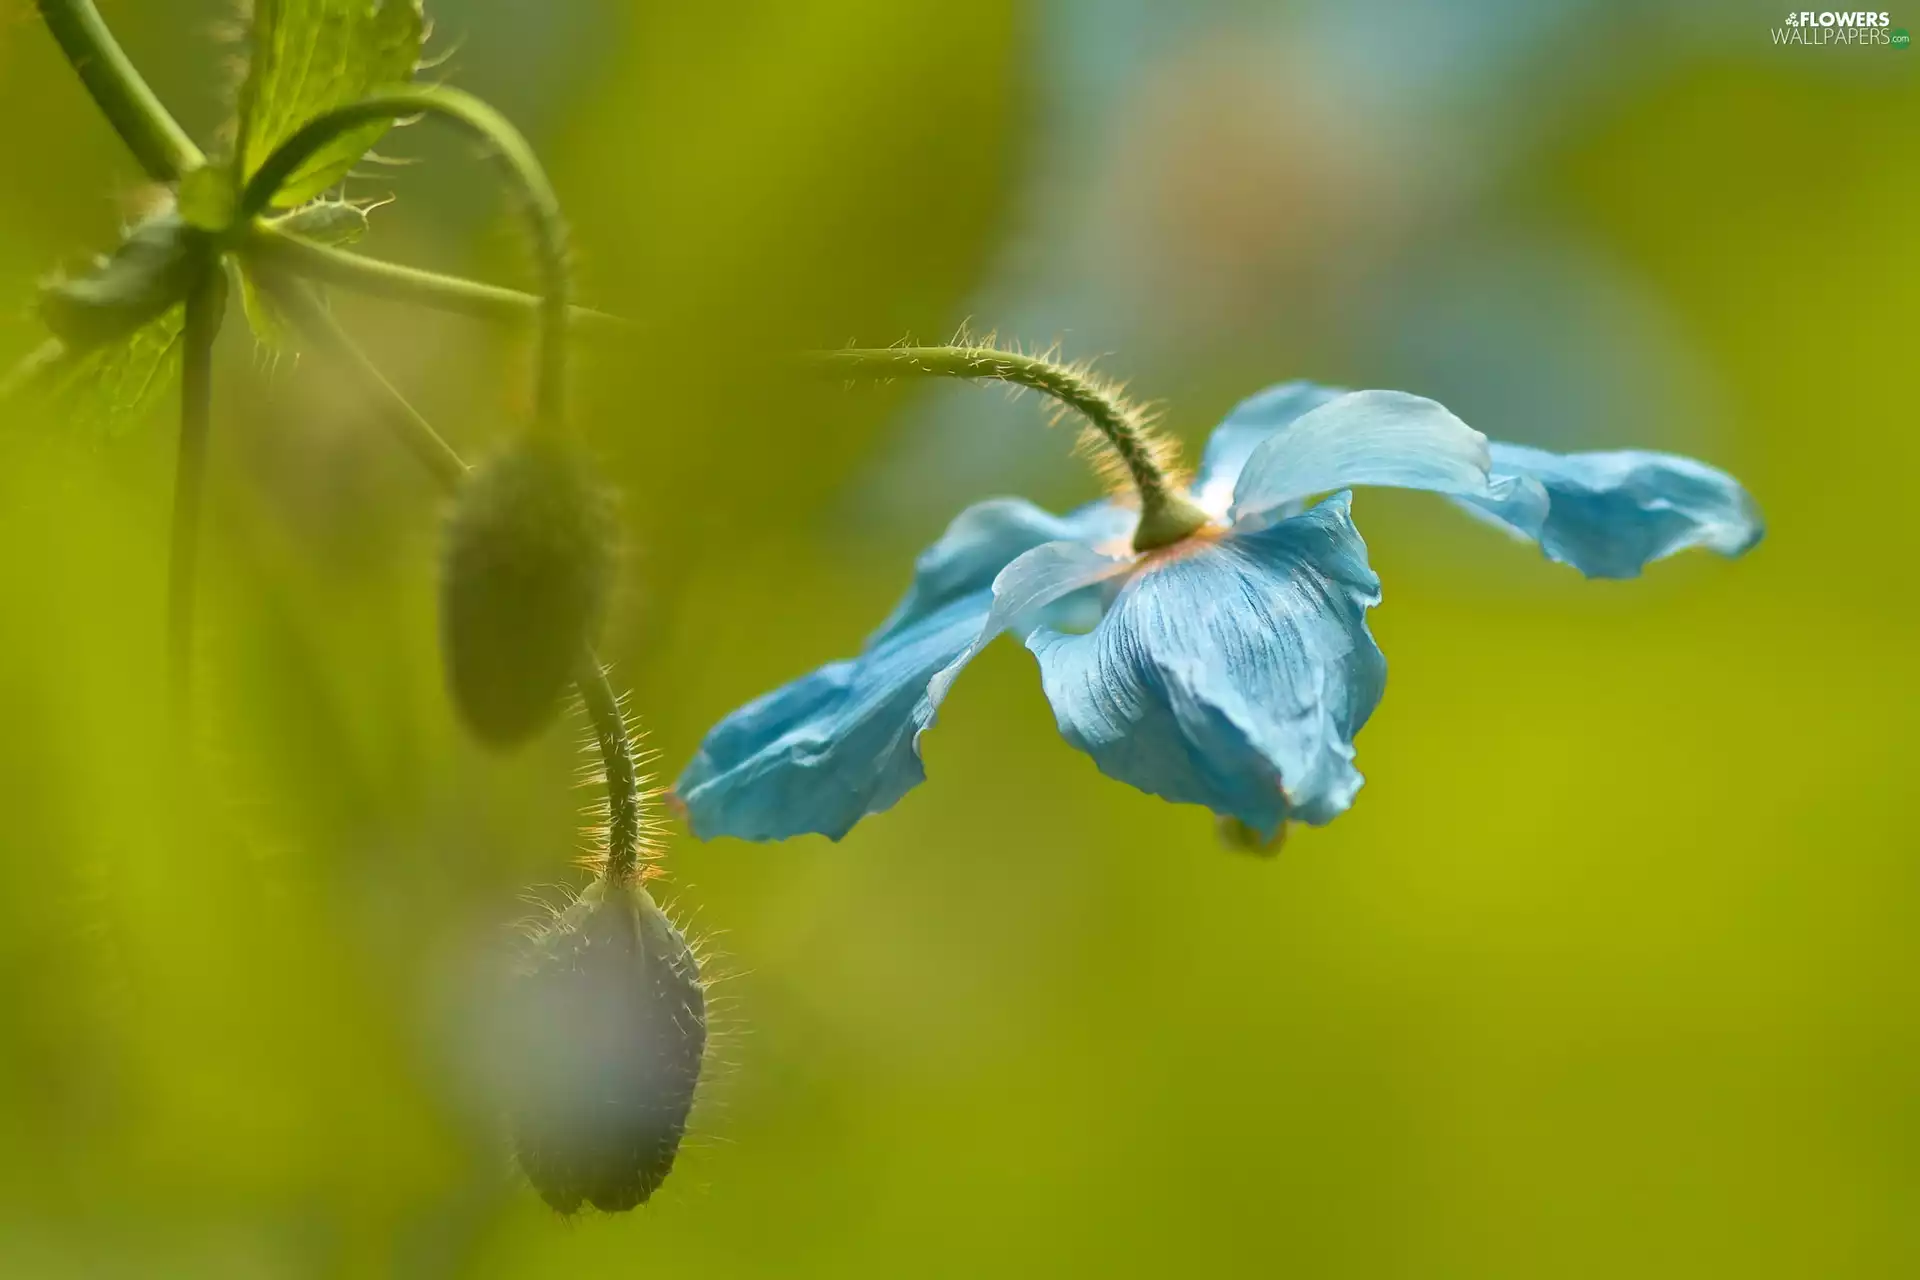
<box><xmin>507</xmin><ymin>877</ymin><xmax>707</xmax><ymax>1214</ymax></box>
<box><xmin>440</xmin><ymin>436</ymin><xmax>616</xmax><ymax>746</ymax></box>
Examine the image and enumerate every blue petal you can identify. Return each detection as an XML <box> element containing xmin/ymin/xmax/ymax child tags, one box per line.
<box><xmin>1453</xmin><ymin>443</ymin><xmax>1764</xmax><ymax>579</ymax></box>
<box><xmin>1027</xmin><ymin>493</ymin><xmax>1386</xmax><ymax>838</ymax></box>
<box><xmin>1229</xmin><ymin>390</ymin><xmax>1513</xmax><ymax>525</ymax></box>
<box><xmin>1192</xmin><ymin>381</ymin><xmax>1345</xmax><ymax>515</ymax></box>
<box><xmin>871</xmin><ymin>496</ymin><xmax>1109</xmax><ymax>643</ymax></box>
<box><xmin>922</xmin><ymin>539</ymin><xmax>1134</xmax><ymax>714</ymax></box>
<box><xmin>676</xmin><ymin>593</ymin><xmax>988</xmax><ymax>842</ymax></box>
<box><xmin>678</xmin><ymin>495</ymin><xmax>1108</xmax><ymax>842</ymax></box>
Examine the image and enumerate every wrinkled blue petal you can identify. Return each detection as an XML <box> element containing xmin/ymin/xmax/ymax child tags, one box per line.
<box><xmin>1192</xmin><ymin>381</ymin><xmax>1344</xmax><ymax>515</ymax></box>
<box><xmin>921</xmin><ymin>539</ymin><xmax>1134</xmax><ymax>720</ymax></box>
<box><xmin>1229</xmin><ymin>390</ymin><xmax>1516</xmax><ymax>526</ymax></box>
<box><xmin>872</xmin><ymin>496</ymin><xmax>1107</xmax><ymax>643</ymax></box>
<box><xmin>1027</xmin><ymin>493</ymin><xmax>1386</xmax><ymax>838</ymax></box>
<box><xmin>679</xmin><ymin>494</ymin><xmax>1116</xmax><ymax>842</ymax></box>
<box><xmin>676</xmin><ymin>592</ymin><xmax>988</xmax><ymax>842</ymax></box>
<box><xmin>1453</xmin><ymin>443</ymin><xmax>1764</xmax><ymax>579</ymax></box>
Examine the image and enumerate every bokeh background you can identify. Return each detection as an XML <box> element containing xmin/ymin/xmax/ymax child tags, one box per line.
<box><xmin>1</xmin><ymin>1</ymin><xmax>1916</xmax><ymax>1275</ymax></box>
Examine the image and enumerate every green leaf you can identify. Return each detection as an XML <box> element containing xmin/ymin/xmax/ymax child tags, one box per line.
<box><xmin>236</xmin><ymin>198</ymin><xmax>379</xmax><ymax>350</ymax></box>
<box><xmin>234</xmin><ymin>0</ymin><xmax>425</xmax><ymax>209</ymax></box>
<box><xmin>266</xmin><ymin>196</ymin><xmax>378</xmax><ymax>247</ymax></box>
<box><xmin>237</xmin><ymin>268</ymin><xmax>294</xmax><ymax>352</ymax></box>
<box><xmin>50</xmin><ymin>307</ymin><xmax>189</xmax><ymax>439</ymax></box>
<box><xmin>38</xmin><ymin>214</ymin><xmax>209</xmax><ymax>351</ymax></box>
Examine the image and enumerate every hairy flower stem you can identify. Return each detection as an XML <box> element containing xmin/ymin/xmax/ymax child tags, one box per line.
<box><xmin>575</xmin><ymin>659</ymin><xmax>644</xmax><ymax>883</ymax></box>
<box><xmin>239</xmin><ymin>88</ymin><xmax>572</xmax><ymax>435</ymax></box>
<box><xmin>816</xmin><ymin>346</ymin><xmax>1211</xmax><ymax>551</ymax></box>
<box><xmin>35</xmin><ymin>0</ymin><xmax>202</xmax><ymax>183</ymax></box>
<box><xmin>257</xmin><ymin>267</ymin><xmax>642</xmax><ymax>882</ymax></box>
<box><xmin>168</xmin><ymin>267</ymin><xmax>228</xmax><ymax>705</ymax></box>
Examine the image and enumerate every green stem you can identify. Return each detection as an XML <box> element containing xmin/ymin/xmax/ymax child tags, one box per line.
<box><xmin>239</xmin><ymin>87</ymin><xmax>571</xmax><ymax>433</ymax></box>
<box><xmin>35</xmin><ymin>0</ymin><xmax>203</xmax><ymax>183</ymax></box>
<box><xmin>253</xmin><ymin>268</ymin><xmax>468</xmax><ymax>489</ymax></box>
<box><xmin>259</xmin><ymin>265</ymin><xmax>640</xmax><ymax>884</ymax></box>
<box><xmin>241</xmin><ymin>227</ymin><xmax>626</xmax><ymax>339</ymax></box>
<box><xmin>170</xmin><ymin>266</ymin><xmax>228</xmax><ymax>704</ymax></box>
<box><xmin>816</xmin><ymin>346</ymin><xmax>1211</xmax><ymax>551</ymax></box>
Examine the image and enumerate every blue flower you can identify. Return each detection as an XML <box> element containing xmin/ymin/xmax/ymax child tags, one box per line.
<box><xmin>674</xmin><ymin>382</ymin><xmax>1762</xmax><ymax>842</ymax></box>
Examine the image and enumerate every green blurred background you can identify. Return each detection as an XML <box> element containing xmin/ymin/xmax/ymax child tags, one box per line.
<box><xmin>1</xmin><ymin>1</ymin><xmax>1915</xmax><ymax>1275</ymax></box>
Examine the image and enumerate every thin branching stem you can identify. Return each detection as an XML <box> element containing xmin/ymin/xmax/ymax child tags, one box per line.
<box><xmin>238</xmin><ymin>87</ymin><xmax>572</xmax><ymax>434</ymax></box>
<box><xmin>33</xmin><ymin>4</ymin><xmax>639</xmax><ymax>870</ymax></box>
<box><xmin>244</xmin><ymin>227</ymin><xmax>627</xmax><ymax>338</ymax></box>
<box><xmin>254</xmin><ymin>269</ymin><xmax>469</xmax><ymax>489</ymax></box>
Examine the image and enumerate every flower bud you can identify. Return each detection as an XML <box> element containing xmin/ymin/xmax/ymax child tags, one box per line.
<box><xmin>440</xmin><ymin>436</ymin><xmax>616</xmax><ymax>746</ymax></box>
<box><xmin>507</xmin><ymin>878</ymin><xmax>706</xmax><ymax>1214</ymax></box>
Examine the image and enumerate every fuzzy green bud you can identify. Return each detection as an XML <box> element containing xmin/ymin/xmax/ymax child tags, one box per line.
<box><xmin>507</xmin><ymin>878</ymin><xmax>707</xmax><ymax>1214</ymax></box>
<box><xmin>440</xmin><ymin>436</ymin><xmax>616</xmax><ymax>746</ymax></box>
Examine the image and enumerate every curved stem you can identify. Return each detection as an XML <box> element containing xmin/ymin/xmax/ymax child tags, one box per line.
<box><xmin>243</xmin><ymin>226</ymin><xmax>627</xmax><ymax>339</ymax></box>
<box><xmin>36</xmin><ymin>0</ymin><xmax>203</xmax><ymax>183</ymax></box>
<box><xmin>259</xmin><ymin>263</ymin><xmax>639</xmax><ymax>885</ymax></box>
<box><xmin>239</xmin><ymin>87</ymin><xmax>570</xmax><ymax>433</ymax></box>
<box><xmin>816</xmin><ymin>346</ymin><xmax>1211</xmax><ymax>551</ymax></box>
<box><xmin>170</xmin><ymin>266</ymin><xmax>228</xmax><ymax>705</ymax></box>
